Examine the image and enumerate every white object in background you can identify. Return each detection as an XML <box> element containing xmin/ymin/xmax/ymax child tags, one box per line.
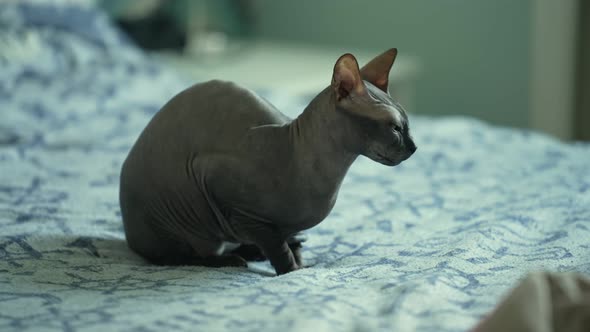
<box><xmin>529</xmin><ymin>0</ymin><xmax>579</xmax><ymax>140</ymax></box>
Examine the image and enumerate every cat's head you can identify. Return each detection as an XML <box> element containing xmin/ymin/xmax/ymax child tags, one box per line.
<box><xmin>331</xmin><ymin>49</ymin><xmax>416</xmax><ymax>166</ymax></box>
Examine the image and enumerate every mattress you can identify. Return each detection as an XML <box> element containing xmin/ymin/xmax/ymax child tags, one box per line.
<box><xmin>1</xmin><ymin>1</ymin><xmax>589</xmax><ymax>331</ymax></box>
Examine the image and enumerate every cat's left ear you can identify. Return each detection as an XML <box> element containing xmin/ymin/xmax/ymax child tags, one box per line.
<box><xmin>360</xmin><ymin>48</ymin><xmax>397</xmax><ymax>93</ymax></box>
<box><xmin>332</xmin><ymin>53</ymin><xmax>366</xmax><ymax>101</ymax></box>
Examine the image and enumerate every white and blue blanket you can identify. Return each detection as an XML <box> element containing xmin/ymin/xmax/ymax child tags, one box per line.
<box><xmin>1</xmin><ymin>2</ymin><xmax>589</xmax><ymax>331</ymax></box>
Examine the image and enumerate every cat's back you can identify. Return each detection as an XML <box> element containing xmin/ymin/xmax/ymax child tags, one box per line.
<box><xmin>165</xmin><ymin>79</ymin><xmax>288</xmax><ymax>138</ymax></box>
<box><xmin>134</xmin><ymin>80</ymin><xmax>289</xmax><ymax>156</ymax></box>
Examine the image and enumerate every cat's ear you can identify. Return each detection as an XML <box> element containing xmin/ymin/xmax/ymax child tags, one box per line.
<box><xmin>332</xmin><ymin>53</ymin><xmax>365</xmax><ymax>101</ymax></box>
<box><xmin>360</xmin><ymin>48</ymin><xmax>397</xmax><ymax>93</ymax></box>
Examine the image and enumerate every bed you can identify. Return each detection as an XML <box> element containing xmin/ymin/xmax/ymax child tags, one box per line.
<box><xmin>1</xmin><ymin>1</ymin><xmax>589</xmax><ymax>331</ymax></box>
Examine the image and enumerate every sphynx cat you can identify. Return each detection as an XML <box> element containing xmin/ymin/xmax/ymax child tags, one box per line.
<box><xmin>119</xmin><ymin>48</ymin><xmax>416</xmax><ymax>275</ymax></box>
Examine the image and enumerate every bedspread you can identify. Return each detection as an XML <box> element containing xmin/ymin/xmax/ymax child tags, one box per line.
<box><xmin>1</xmin><ymin>1</ymin><xmax>589</xmax><ymax>331</ymax></box>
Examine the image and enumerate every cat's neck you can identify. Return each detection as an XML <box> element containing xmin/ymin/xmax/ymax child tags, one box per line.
<box><xmin>287</xmin><ymin>88</ymin><xmax>358</xmax><ymax>190</ymax></box>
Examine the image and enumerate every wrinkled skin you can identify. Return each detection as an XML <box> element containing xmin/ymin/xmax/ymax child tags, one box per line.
<box><xmin>119</xmin><ymin>49</ymin><xmax>416</xmax><ymax>275</ymax></box>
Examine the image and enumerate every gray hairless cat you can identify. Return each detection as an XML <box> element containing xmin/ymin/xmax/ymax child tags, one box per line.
<box><xmin>119</xmin><ymin>48</ymin><xmax>416</xmax><ymax>275</ymax></box>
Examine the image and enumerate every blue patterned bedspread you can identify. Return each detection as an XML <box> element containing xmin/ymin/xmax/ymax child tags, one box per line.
<box><xmin>1</xmin><ymin>2</ymin><xmax>589</xmax><ymax>331</ymax></box>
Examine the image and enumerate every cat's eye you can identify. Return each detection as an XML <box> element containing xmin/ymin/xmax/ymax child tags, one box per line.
<box><xmin>387</xmin><ymin>120</ymin><xmax>401</xmax><ymax>132</ymax></box>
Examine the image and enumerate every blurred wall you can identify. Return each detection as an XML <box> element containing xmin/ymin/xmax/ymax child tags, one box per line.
<box><xmin>250</xmin><ymin>0</ymin><xmax>531</xmax><ymax>128</ymax></box>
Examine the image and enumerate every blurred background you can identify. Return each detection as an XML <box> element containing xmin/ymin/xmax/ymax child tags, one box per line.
<box><xmin>100</xmin><ymin>0</ymin><xmax>588</xmax><ymax>141</ymax></box>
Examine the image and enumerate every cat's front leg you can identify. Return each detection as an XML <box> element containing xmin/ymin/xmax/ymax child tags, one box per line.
<box><xmin>287</xmin><ymin>232</ymin><xmax>306</xmax><ymax>267</ymax></box>
<box><xmin>232</xmin><ymin>232</ymin><xmax>305</xmax><ymax>267</ymax></box>
<box><xmin>264</xmin><ymin>239</ymin><xmax>299</xmax><ymax>275</ymax></box>
<box><xmin>236</xmin><ymin>220</ymin><xmax>299</xmax><ymax>275</ymax></box>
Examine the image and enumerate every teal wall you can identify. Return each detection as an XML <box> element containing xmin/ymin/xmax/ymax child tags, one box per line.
<box><xmin>250</xmin><ymin>0</ymin><xmax>532</xmax><ymax>128</ymax></box>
